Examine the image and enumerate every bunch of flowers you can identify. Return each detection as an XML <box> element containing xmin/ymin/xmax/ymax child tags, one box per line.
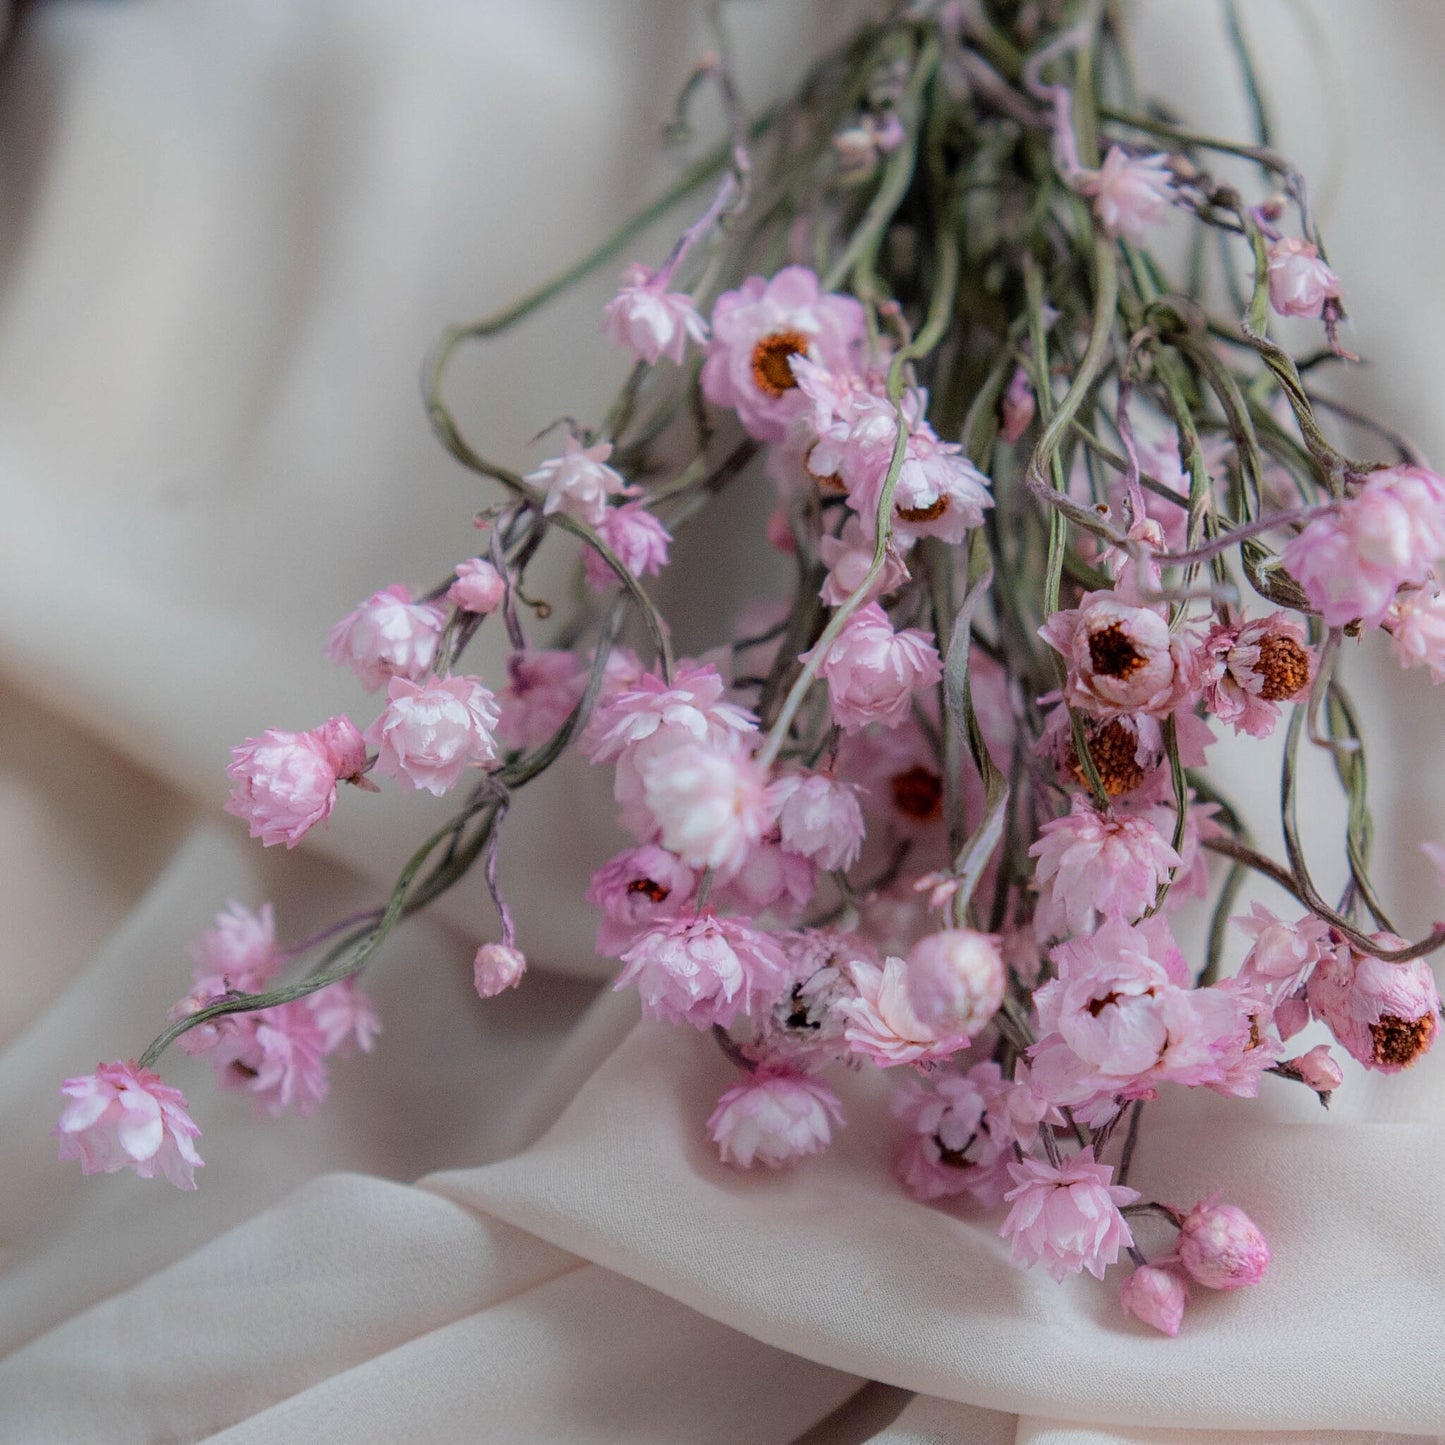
<box><xmin>56</xmin><ymin>2</ymin><xmax>1445</xmax><ymax>1339</ymax></box>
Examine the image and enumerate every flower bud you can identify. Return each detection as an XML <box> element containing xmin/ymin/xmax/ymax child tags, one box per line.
<box><xmin>1289</xmin><ymin>1043</ymin><xmax>1343</xmax><ymax>1094</ymax></box>
<box><xmin>1119</xmin><ymin>1264</ymin><xmax>1188</xmax><ymax>1337</ymax></box>
<box><xmin>473</xmin><ymin>943</ymin><xmax>526</xmax><ymax>998</ymax></box>
<box><xmin>706</xmin><ymin>1069</ymin><xmax>843</xmax><ymax>1168</ymax></box>
<box><xmin>904</xmin><ymin>929</ymin><xmax>1006</xmax><ymax>1039</ymax></box>
<box><xmin>1178</xmin><ymin>1200</ymin><xmax>1269</xmax><ymax>1290</ymax></box>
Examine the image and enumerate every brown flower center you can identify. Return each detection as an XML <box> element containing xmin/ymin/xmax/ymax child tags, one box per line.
<box><xmin>626</xmin><ymin>877</ymin><xmax>670</xmax><ymax>904</ymax></box>
<box><xmin>1370</xmin><ymin>1012</ymin><xmax>1437</xmax><ymax>1068</ymax></box>
<box><xmin>1087</xmin><ymin>622</ymin><xmax>1147</xmax><ymax>679</ymax></box>
<box><xmin>891</xmin><ymin>765</ymin><xmax>943</xmax><ymax>820</ymax></box>
<box><xmin>1255</xmin><ymin>633</ymin><xmax>1311</xmax><ymax>701</ymax></box>
<box><xmin>1067</xmin><ymin>719</ymin><xmax>1146</xmax><ymax>797</ymax></box>
<box><xmin>896</xmin><ymin>496</ymin><xmax>950</xmax><ymax>523</ymax></box>
<box><xmin>934</xmin><ymin>1130</ymin><xmax>979</xmax><ymax>1168</ymax></box>
<box><xmin>750</xmin><ymin>330</ymin><xmax>810</xmax><ymax>396</ymax></box>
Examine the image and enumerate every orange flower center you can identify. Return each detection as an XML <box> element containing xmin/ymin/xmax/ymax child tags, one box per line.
<box><xmin>751</xmin><ymin>330</ymin><xmax>810</xmax><ymax>396</ymax></box>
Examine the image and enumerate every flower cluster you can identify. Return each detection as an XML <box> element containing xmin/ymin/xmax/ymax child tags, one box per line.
<box><xmin>57</xmin><ymin>4</ymin><xmax>1444</xmax><ymax>1347</ymax></box>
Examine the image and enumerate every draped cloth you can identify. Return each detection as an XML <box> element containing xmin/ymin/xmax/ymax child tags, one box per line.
<box><xmin>0</xmin><ymin>2</ymin><xmax>1442</xmax><ymax>1440</ymax></box>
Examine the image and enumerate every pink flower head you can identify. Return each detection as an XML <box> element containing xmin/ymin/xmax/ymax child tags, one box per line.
<box><xmin>587</xmin><ymin>844</ymin><xmax>698</xmax><ymax>956</ymax></box>
<box><xmin>1305</xmin><ymin>933</ymin><xmax>1441</xmax><ymax>1073</ymax></box>
<box><xmin>892</xmin><ymin>1065</ymin><xmax>1016</xmax><ymax>1204</ymax></box>
<box><xmin>1039</xmin><ymin>590</ymin><xmax>1199</xmax><ymax>720</ymax></box>
<box><xmin>581</xmin><ymin>662</ymin><xmax>757</xmax><ymax>765</ymax></box>
<box><xmin>818</xmin><ymin>515</ymin><xmax>911</xmax><ymax>608</ymax></box>
<box><xmin>188</xmin><ymin>901</ymin><xmax>280</xmax><ymax>989</ymax></box>
<box><xmin>702</xmin><ymin>266</ymin><xmax>866</xmax><ymax>443</ymax></box>
<box><xmin>365</xmin><ymin>674</ymin><xmax>501</xmax><ymax>795</ymax></box>
<box><xmin>1282</xmin><ymin>465</ymin><xmax>1445</xmax><ymax>628</ymax></box>
<box><xmin>615</xmin><ymin>914</ymin><xmax>789</xmax><ymax>1028</ymax></box>
<box><xmin>602</xmin><ymin>262</ymin><xmax>709</xmax><ymax>365</ymax></box>
<box><xmin>637</xmin><ymin>739</ymin><xmax>774</xmax><ymax>874</ymax></box>
<box><xmin>1288</xmin><ymin>1043</ymin><xmax>1344</xmax><ymax>1095</ymax></box>
<box><xmin>837</xmin><ymin>955</ymin><xmax>968</xmax><ymax>1066</ymax></box>
<box><xmin>308</xmin><ymin>978</ymin><xmax>381</xmax><ymax>1057</ymax></box>
<box><xmin>496</xmin><ymin>649</ymin><xmax>586</xmax><ymax>751</ymax></box>
<box><xmin>712</xmin><ymin>839</ymin><xmax>817</xmax><ymax>920</ymax></box>
<box><xmin>1234</xmin><ymin>903</ymin><xmax>1332</xmax><ymax>1008</ymax></box>
<box><xmin>224</xmin><ymin>715</ymin><xmax>366</xmax><ymax>848</ymax></box>
<box><xmin>585</xmin><ymin>504</ymin><xmax>672</xmax><ymax>590</ymax></box>
<box><xmin>1119</xmin><ymin>1265</ymin><xmax>1188</xmax><ymax>1336</ymax></box>
<box><xmin>1266</xmin><ymin>237</ymin><xmax>1341</xmax><ymax>319</ymax></box>
<box><xmin>524</xmin><ymin>436</ymin><xmax>631</xmax><ymax>528</ymax></box>
<box><xmin>1086</xmin><ymin>147</ymin><xmax>1175</xmax><ymax>242</ymax></box>
<box><xmin>206</xmin><ymin>1003</ymin><xmax>331</xmax><ymax>1117</ymax></box>
<box><xmin>1029</xmin><ymin>794</ymin><xmax>1180</xmax><ymax>935</ymax></box>
<box><xmin>473</xmin><ymin>942</ymin><xmax>526</xmax><ymax>998</ymax></box>
<box><xmin>771</xmin><ymin>770</ymin><xmax>866</xmax><ymax>872</ymax></box>
<box><xmin>1386</xmin><ymin>585</ymin><xmax>1445</xmax><ymax>683</ymax></box>
<box><xmin>998</xmin><ymin>364</ymin><xmax>1036</xmax><ymax>444</ymax></box>
<box><xmin>1000</xmin><ymin>1147</ymin><xmax>1139</xmax><ymax>1282</ymax></box>
<box><xmin>447</xmin><ymin>558</ymin><xmax>507</xmax><ymax>615</ymax></box>
<box><xmin>55</xmin><ymin>1061</ymin><xmax>203</xmax><ymax>1189</ymax></box>
<box><xmin>805</xmin><ymin>602</ymin><xmax>943</xmax><ymax>733</ymax></box>
<box><xmin>326</xmin><ymin>584</ymin><xmax>446</xmax><ymax>692</ymax></box>
<box><xmin>707</xmin><ymin>1068</ymin><xmax>843</xmax><ymax>1168</ymax></box>
<box><xmin>1199</xmin><ymin>612</ymin><xmax>1314</xmax><ymax>738</ymax></box>
<box><xmin>904</xmin><ymin>929</ymin><xmax>1005</xmax><ymax>1039</ymax></box>
<box><xmin>1177</xmin><ymin>1200</ymin><xmax>1270</xmax><ymax>1289</ymax></box>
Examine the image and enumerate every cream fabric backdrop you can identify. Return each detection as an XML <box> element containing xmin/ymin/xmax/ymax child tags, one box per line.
<box><xmin>0</xmin><ymin>1</ymin><xmax>1442</xmax><ymax>1440</ymax></box>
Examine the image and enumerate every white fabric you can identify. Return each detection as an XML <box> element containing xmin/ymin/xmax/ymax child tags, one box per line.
<box><xmin>1</xmin><ymin>1</ymin><xmax>1443</xmax><ymax>1441</ymax></box>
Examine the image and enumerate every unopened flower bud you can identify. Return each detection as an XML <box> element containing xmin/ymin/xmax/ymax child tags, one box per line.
<box><xmin>904</xmin><ymin>929</ymin><xmax>1005</xmax><ymax>1039</ymax></box>
<box><xmin>1289</xmin><ymin>1043</ymin><xmax>1343</xmax><ymax>1094</ymax></box>
<box><xmin>1178</xmin><ymin>1200</ymin><xmax>1269</xmax><ymax>1290</ymax></box>
<box><xmin>474</xmin><ymin>943</ymin><xmax>526</xmax><ymax>998</ymax></box>
<box><xmin>1119</xmin><ymin>1264</ymin><xmax>1188</xmax><ymax>1337</ymax></box>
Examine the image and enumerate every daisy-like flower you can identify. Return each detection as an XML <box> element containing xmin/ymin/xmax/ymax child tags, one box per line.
<box><xmin>1085</xmin><ymin>146</ymin><xmax>1175</xmax><ymax>242</ymax></box>
<box><xmin>707</xmin><ymin>1069</ymin><xmax>844</xmax><ymax>1168</ymax></box>
<box><xmin>602</xmin><ymin>262</ymin><xmax>708</xmax><ymax>365</ymax></box>
<box><xmin>55</xmin><ymin>1061</ymin><xmax>203</xmax><ymax>1189</ymax></box>
<box><xmin>1305</xmin><ymin>933</ymin><xmax>1441</xmax><ymax>1072</ymax></box>
<box><xmin>524</xmin><ymin>436</ymin><xmax>631</xmax><ymax>527</ymax></box>
<box><xmin>326</xmin><ymin>584</ymin><xmax>446</xmax><ymax>692</ymax></box>
<box><xmin>804</xmin><ymin>602</ymin><xmax>943</xmax><ymax>733</ymax></box>
<box><xmin>1198</xmin><ymin>612</ymin><xmax>1314</xmax><ymax>738</ymax></box>
<box><xmin>837</xmin><ymin>955</ymin><xmax>968</xmax><ymax>1066</ymax></box>
<box><xmin>999</xmin><ymin>1147</ymin><xmax>1139</xmax><ymax>1282</ymax></box>
<box><xmin>365</xmin><ymin>674</ymin><xmax>501</xmax><ymax>795</ymax></box>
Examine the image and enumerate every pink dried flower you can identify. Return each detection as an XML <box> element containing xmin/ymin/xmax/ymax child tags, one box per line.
<box><xmin>615</xmin><ymin>914</ymin><xmax>789</xmax><ymax>1029</ymax></box>
<box><xmin>474</xmin><ymin>943</ymin><xmax>527</xmax><ymax>998</ymax></box>
<box><xmin>224</xmin><ymin>715</ymin><xmax>366</xmax><ymax>848</ymax></box>
<box><xmin>891</xmin><ymin>1063</ymin><xmax>1017</xmax><ymax>1205</ymax></box>
<box><xmin>447</xmin><ymin>558</ymin><xmax>507</xmax><ymax>615</ymax></box>
<box><xmin>496</xmin><ymin>649</ymin><xmax>587</xmax><ymax>751</ymax></box>
<box><xmin>713</xmin><ymin>839</ymin><xmax>817</xmax><ymax>920</ymax></box>
<box><xmin>1386</xmin><ymin>586</ymin><xmax>1445</xmax><ymax>683</ymax></box>
<box><xmin>1039</xmin><ymin>590</ymin><xmax>1199</xmax><ymax>720</ymax></box>
<box><xmin>771</xmin><ymin>770</ymin><xmax>866</xmax><ymax>871</ymax></box>
<box><xmin>805</xmin><ymin>601</ymin><xmax>943</xmax><ymax>732</ymax></box>
<box><xmin>524</xmin><ymin>435</ymin><xmax>631</xmax><ymax>527</ymax></box>
<box><xmin>602</xmin><ymin>262</ymin><xmax>709</xmax><ymax>365</ymax></box>
<box><xmin>818</xmin><ymin>515</ymin><xmax>911</xmax><ymax>608</ymax></box>
<box><xmin>1177</xmin><ymin>1200</ymin><xmax>1270</xmax><ymax>1290</ymax></box>
<box><xmin>1305</xmin><ymin>933</ymin><xmax>1441</xmax><ymax>1073</ymax></box>
<box><xmin>637</xmin><ymin>740</ymin><xmax>774</xmax><ymax>874</ymax></box>
<box><xmin>837</xmin><ymin>955</ymin><xmax>967</xmax><ymax>1066</ymax></box>
<box><xmin>326</xmin><ymin>584</ymin><xmax>446</xmax><ymax>692</ymax></box>
<box><xmin>1029</xmin><ymin>794</ymin><xmax>1180</xmax><ymax>934</ymax></box>
<box><xmin>585</xmin><ymin>504</ymin><xmax>672</xmax><ymax>590</ymax></box>
<box><xmin>206</xmin><ymin>1003</ymin><xmax>331</xmax><ymax>1117</ymax></box>
<box><xmin>707</xmin><ymin>1068</ymin><xmax>843</xmax><ymax>1168</ymax></box>
<box><xmin>999</xmin><ymin>364</ymin><xmax>1036</xmax><ymax>444</ymax></box>
<box><xmin>188</xmin><ymin>901</ymin><xmax>280</xmax><ymax>988</ymax></box>
<box><xmin>365</xmin><ymin>674</ymin><xmax>501</xmax><ymax>795</ymax></box>
<box><xmin>1000</xmin><ymin>1147</ymin><xmax>1139</xmax><ymax>1282</ymax></box>
<box><xmin>1282</xmin><ymin>465</ymin><xmax>1445</xmax><ymax>628</ymax></box>
<box><xmin>55</xmin><ymin>1061</ymin><xmax>203</xmax><ymax>1189</ymax></box>
<box><xmin>1266</xmin><ymin>237</ymin><xmax>1341</xmax><ymax>319</ymax></box>
<box><xmin>1119</xmin><ymin>1265</ymin><xmax>1188</xmax><ymax>1337</ymax></box>
<box><xmin>1287</xmin><ymin>1043</ymin><xmax>1344</xmax><ymax>1094</ymax></box>
<box><xmin>587</xmin><ymin>844</ymin><xmax>698</xmax><ymax>957</ymax></box>
<box><xmin>1085</xmin><ymin>147</ymin><xmax>1175</xmax><ymax>242</ymax></box>
<box><xmin>581</xmin><ymin>663</ymin><xmax>757</xmax><ymax>764</ymax></box>
<box><xmin>1199</xmin><ymin>612</ymin><xmax>1314</xmax><ymax>738</ymax></box>
<box><xmin>904</xmin><ymin>929</ymin><xmax>1005</xmax><ymax>1040</ymax></box>
<box><xmin>1234</xmin><ymin>903</ymin><xmax>1332</xmax><ymax>1008</ymax></box>
<box><xmin>308</xmin><ymin>979</ymin><xmax>381</xmax><ymax>1057</ymax></box>
<box><xmin>702</xmin><ymin>266</ymin><xmax>866</xmax><ymax>443</ymax></box>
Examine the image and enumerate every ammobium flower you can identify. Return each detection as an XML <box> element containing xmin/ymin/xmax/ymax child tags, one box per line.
<box><xmin>1305</xmin><ymin>933</ymin><xmax>1441</xmax><ymax>1072</ymax></box>
<box><xmin>55</xmin><ymin>1061</ymin><xmax>203</xmax><ymax>1189</ymax></box>
<box><xmin>707</xmin><ymin>1069</ymin><xmax>843</xmax><ymax>1168</ymax></box>
<box><xmin>1177</xmin><ymin>1199</ymin><xmax>1270</xmax><ymax>1289</ymax></box>
<box><xmin>637</xmin><ymin>740</ymin><xmax>774</xmax><ymax>874</ymax></box>
<box><xmin>224</xmin><ymin>714</ymin><xmax>367</xmax><ymax>848</ymax></box>
<box><xmin>447</xmin><ymin>557</ymin><xmax>507</xmax><ymax>615</ymax></box>
<box><xmin>1266</xmin><ymin>237</ymin><xmax>1341</xmax><ymax>319</ymax></box>
<box><xmin>326</xmin><ymin>584</ymin><xmax>447</xmax><ymax>692</ymax></box>
<box><xmin>804</xmin><ymin>601</ymin><xmax>944</xmax><ymax>732</ymax></box>
<box><xmin>771</xmin><ymin>770</ymin><xmax>866</xmax><ymax>872</ymax></box>
<box><xmin>602</xmin><ymin>262</ymin><xmax>708</xmax><ymax>365</ymax></box>
<box><xmin>1084</xmin><ymin>146</ymin><xmax>1175</xmax><ymax>242</ymax></box>
<box><xmin>365</xmin><ymin>674</ymin><xmax>501</xmax><ymax>795</ymax></box>
<box><xmin>999</xmin><ymin>1147</ymin><xmax>1139</xmax><ymax>1282</ymax></box>
<box><xmin>473</xmin><ymin>943</ymin><xmax>526</xmax><ymax>998</ymax></box>
<box><xmin>837</xmin><ymin>955</ymin><xmax>968</xmax><ymax>1066</ymax></box>
<box><xmin>1199</xmin><ymin>612</ymin><xmax>1314</xmax><ymax>738</ymax></box>
<box><xmin>525</xmin><ymin>435</ymin><xmax>631</xmax><ymax>527</ymax></box>
<box><xmin>903</xmin><ymin>929</ymin><xmax>1005</xmax><ymax>1040</ymax></box>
